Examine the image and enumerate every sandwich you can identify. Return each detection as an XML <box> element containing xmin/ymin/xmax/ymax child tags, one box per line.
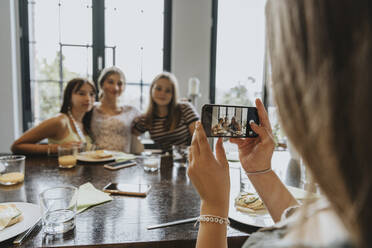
<box><xmin>235</xmin><ymin>192</ymin><xmax>266</xmax><ymax>213</ymax></box>
<box><xmin>0</xmin><ymin>204</ymin><xmax>23</xmax><ymax>231</ymax></box>
<box><xmin>88</xmin><ymin>150</ymin><xmax>113</xmax><ymax>159</ymax></box>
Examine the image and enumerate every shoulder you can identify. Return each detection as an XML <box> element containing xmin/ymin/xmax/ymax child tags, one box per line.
<box><xmin>177</xmin><ymin>102</ymin><xmax>199</xmax><ymax>119</ymax></box>
<box><xmin>178</xmin><ymin>102</ymin><xmax>197</xmax><ymax>113</ymax></box>
<box><xmin>122</xmin><ymin>105</ymin><xmax>141</xmax><ymax>115</ymax></box>
<box><xmin>49</xmin><ymin>113</ymin><xmax>69</xmax><ymax>128</ymax></box>
<box><xmin>37</xmin><ymin>113</ymin><xmax>69</xmax><ymax>133</ymax></box>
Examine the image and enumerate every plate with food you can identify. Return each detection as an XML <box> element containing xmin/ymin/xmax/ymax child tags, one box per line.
<box><xmin>76</xmin><ymin>150</ymin><xmax>136</xmax><ymax>163</ymax></box>
<box><xmin>229</xmin><ymin>192</ymin><xmax>274</xmax><ymax>228</ymax></box>
<box><xmin>229</xmin><ymin>186</ymin><xmax>319</xmax><ymax>228</ymax></box>
<box><xmin>0</xmin><ymin>202</ymin><xmax>41</xmax><ymax>242</ymax></box>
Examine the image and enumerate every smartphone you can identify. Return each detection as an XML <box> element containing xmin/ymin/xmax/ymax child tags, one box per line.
<box><xmin>201</xmin><ymin>104</ymin><xmax>259</xmax><ymax>138</ymax></box>
<box><xmin>102</xmin><ymin>183</ymin><xmax>151</xmax><ymax>197</ymax></box>
<box><xmin>103</xmin><ymin>160</ymin><xmax>137</xmax><ymax>170</ymax></box>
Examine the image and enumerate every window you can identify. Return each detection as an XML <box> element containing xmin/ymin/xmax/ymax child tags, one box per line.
<box><xmin>20</xmin><ymin>0</ymin><xmax>170</xmax><ymax>129</ymax></box>
<box><xmin>214</xmin><ymin>0</ymin><xmax>267</xmax><ymax>106</ymax></box>
<box><xmin>210</xmin><ymin>0</ymin><xmax>267</xmax><ymax>153</ymax></box>
<box><xmin>105</xmin><ymin>0</ymin><xmax>164</xmax><ymax>110</ymax></box>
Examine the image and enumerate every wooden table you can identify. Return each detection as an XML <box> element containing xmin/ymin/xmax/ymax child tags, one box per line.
<box><xmin>0</xmin><ymin>155</ymin><xmax>267</xmax><ymax>248</ymax></box>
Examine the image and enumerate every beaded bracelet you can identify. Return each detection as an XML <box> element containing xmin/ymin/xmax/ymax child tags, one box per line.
<box><xmin>245</xmin><ymin>168</ymin><xmax>272</xmax><ymax>175</ymax></box>
<box><xmin>194</xmin><ymin>215</ymin><xmax>230</xmax><ymax>227</ymax></box>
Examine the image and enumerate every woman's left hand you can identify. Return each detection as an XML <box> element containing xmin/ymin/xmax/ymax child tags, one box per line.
<box><xmin>187</xmin><ymin>121</ymin><xmax>230</xmax><ymax>217</ymax></box>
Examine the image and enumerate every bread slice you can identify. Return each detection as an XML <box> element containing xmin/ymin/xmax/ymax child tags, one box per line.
<box><xmin>0</xmin><ymin>204</ymin><xmax>23</xmax><ymax>230</ymax></box>
<box><xmin>89</xmin><ymin>150</ymin><xmax>113</xmax><ymax>159</ymax></box>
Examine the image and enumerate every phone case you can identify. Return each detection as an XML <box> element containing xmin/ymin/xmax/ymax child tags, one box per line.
<box><xmin>201</xmin><ymin>104</ymin><xmax>259</xmax><ymax>138</ymax></box>
<box><xmin>103</xmin><ymin>161</ymin><xmax>137</xmax><ymax>170</ymax></box>
<box><xmin>102</xmin><ymin>183</ymin><xmax>151</xmax><ymax>197</ymax></box>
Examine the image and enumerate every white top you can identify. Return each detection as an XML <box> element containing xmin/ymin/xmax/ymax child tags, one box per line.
<box><xmin>91</xmin><ymin>104</ymin><xmax>140</xmax><ymax>153</ymax></box>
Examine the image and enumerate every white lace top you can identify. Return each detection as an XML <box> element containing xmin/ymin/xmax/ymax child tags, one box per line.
<box><xmin>91</xmin><ymin>105</ymin><xmax>140</xmax><ymax>153</ymax></box>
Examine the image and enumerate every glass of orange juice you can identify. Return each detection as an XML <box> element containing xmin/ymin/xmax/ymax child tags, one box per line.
<box><xmin>0</xmin><ymin>155</ymin><xmax>25</xmax><ymax>185</ymax></box>
<box><xmin>58</xmin><ymin>146</ymin><xmax>77</xmax><ymax>169</ymax></box>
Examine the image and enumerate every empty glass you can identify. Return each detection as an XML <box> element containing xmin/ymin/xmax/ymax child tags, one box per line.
<box><xmin>172</xmin><ymin>145</ymin><xmax>189</xmax><ymax>167</ymax></box>
<box><xmin>142</xmin><ymin>154</ymin><xmax>161</xmax><ymax>172</ymax></box>
<box><xmin>39</xmin><ymin>186</ymin><xmax>77</xmax><ymax>235</ymax></box>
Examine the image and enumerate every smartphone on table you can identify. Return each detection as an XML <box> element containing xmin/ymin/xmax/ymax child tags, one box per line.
<box><xmin>201</xmin><ymin>104</ymin><xmax>259</xmax><ymax>138</ymax></box>
<box><xmin>102</xmin><ymin>183</ymin><xmax>151</xmax><ymax>197</ymax></box>
<box><xmin>103</xmin><ymin>160</ymin><xmax>136</xmax><ymax>170</ymax></box>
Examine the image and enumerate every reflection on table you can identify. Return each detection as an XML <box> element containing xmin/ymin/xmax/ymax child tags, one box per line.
<box><xmin>0</xmin><ymin>155</ymin><xmax>250</xmax><ymax>248</ymax></box>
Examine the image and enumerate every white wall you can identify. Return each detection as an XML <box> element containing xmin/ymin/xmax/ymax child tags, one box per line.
<box><xmin>172</xmin><ymin>0</ymin><xmax>212</xmax><ymax>114</ymax></box>
<box><xmin>0</xmin><ymin>0</ymin><xmax>22</xmax><ymax>153</ymax></box>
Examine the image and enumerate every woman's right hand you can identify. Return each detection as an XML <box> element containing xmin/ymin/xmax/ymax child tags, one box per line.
<box><xmin>187</xmin><ymin>121</ymin><xmax>230</xmax><ymax>217</ymax></box>
<box><xmin>230</xmin><ymin>99</ymin><xmax>275</xmax><ymax>173</ymax></box>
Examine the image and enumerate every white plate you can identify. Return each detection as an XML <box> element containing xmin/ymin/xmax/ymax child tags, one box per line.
<box><xmin>229</xmin><ymin>186</ymin><xmax>319</xmax><ymax>228</ymax></box>
<box><xmin>0</xmin><ymin>202</ymin><xmax>41</xmax><ymax>242</ymax></box>
<box><xmin>76</xmin><ymin>151</ymin><xmax>134</xmax><ymax>163</ymax></box>
<box><xmin>229</xmin><ymin>195</ymin><xmax>274</xmax><ymax>228</ymax></box>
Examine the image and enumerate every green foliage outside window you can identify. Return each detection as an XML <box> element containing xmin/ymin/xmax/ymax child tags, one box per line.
<box><xmin>34</xmin><ymin>52</ymin><xmax>80</xmax><ymax>122</ymax></box>
<box><xmin>220</xmin><ymin>84</ymin><xmax>253</xmax><ymax>107</ymax></box>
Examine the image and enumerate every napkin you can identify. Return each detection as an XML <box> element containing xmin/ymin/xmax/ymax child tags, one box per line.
<box><xmin>72</xmin><ymin>182</ymin><xmax>113</xmax><ymax>214</ymax></box>
<box><xmin>114</xmin><ymin>152</ymin><xmax>136</xmax><ymax>162</ymax></box>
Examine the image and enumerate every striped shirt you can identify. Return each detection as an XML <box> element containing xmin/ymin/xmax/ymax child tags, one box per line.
<box><xmin>133</xmin><ymin>102</ymin><xmax>199</xmax><ymax>151</ymax></box>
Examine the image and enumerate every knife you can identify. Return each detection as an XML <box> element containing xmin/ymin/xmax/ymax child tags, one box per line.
<box><xmin>147</xmin><ymin>217</ymin><xmax>198</xmax><ymax>230</ymax></box>
<box><xmin>13</xmin><ymin>217</ymin><xmax>42</xmax><ymax>245</ymax></box>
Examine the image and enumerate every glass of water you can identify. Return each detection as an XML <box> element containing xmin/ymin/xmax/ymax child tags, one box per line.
<box><xmin>39</xmin><ymin>186</ymin><xmax>77</xmax><ymax>235</ymax></box>
<box><xmin>240</xmin><ymin>167</ymin><xmax>257</xmax><ymax>194</ymax></box>
<box><xmin>172</xmin><ymin>145</ymin><xmax>189</xmax><ymax>167</ymax></box>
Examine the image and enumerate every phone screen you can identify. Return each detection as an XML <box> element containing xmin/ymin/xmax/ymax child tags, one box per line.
<box><xmin>201</xmin><ymin>104</ymin><xmax>259</xmax><ymax>138</ymax></box>
<box><xmin>103</xmin><ymin>183</ymin><xmax>151</xmax><ymax>196</ymax></box>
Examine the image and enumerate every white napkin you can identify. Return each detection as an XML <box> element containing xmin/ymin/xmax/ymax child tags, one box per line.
<box><xmin>72</xmin><ymin>182</ymin><xmax>113</xmax><ymax>213</ymax></box>
<box><xmin>114</xmin><ymin>152</ymin><xmax>136</xmax><ymax>162</ymax></box>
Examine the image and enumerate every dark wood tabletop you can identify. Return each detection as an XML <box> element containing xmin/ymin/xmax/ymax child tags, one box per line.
<box><xmin>0</xmin><ymin>154</ymin><xmax>270</xmax><ymax>248</ymax></box>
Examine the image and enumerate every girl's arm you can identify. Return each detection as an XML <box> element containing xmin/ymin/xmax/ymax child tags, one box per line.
<box><xmin>11</xmin><ymin>115</ymin><xmax>66</xmax><ymax>155</ymax></box>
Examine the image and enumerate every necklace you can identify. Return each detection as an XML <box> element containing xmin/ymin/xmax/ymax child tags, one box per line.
<box><xmin>68</xmin><ymin>111</ymin><xmax>86</xmax><ymax>143</ymax></box>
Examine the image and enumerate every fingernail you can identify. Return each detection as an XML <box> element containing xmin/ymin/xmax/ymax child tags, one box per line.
<box><xmin>249</xmin><ymin>120</ymin><xmax>255</xmax><ymax>125</ymax></box>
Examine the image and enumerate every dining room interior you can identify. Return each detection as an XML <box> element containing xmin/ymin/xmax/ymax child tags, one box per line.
<box><xmin>0</xmin><ymin>0</ymin><xmax>310</xmax><ymax>247</ymax></box>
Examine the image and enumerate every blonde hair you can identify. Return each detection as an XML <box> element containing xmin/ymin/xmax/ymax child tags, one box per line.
<box><xmin>266</xmin><ymin>0</ymin><xmax>372</xmax><ymax>247</ymax></box>
<box><xmin>145</xmin><ymin>72</ymin><xmax>181</xmax><ymax>131</ymax></box>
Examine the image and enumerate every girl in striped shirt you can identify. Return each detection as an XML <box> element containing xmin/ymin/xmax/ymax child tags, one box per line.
<box><xmin>132</xmin><ymin>72</ymin><xmax>199</xmax><ymax>152</ymax></box>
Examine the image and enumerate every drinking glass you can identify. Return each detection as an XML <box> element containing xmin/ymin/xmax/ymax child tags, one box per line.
<box><xmin>39</xmin><ymin>186</ymin><xmax>77</xmax><ymax>235</ymax></box>
<box><xmin>172</xmin><ymin>145</ymin><xmax>189</xmax><ymax>167</ymax></box>
<box><xmin>240</xmin><ymin>167</ymin><xmax>256</xmax><ymax>194</ymax></box>
<box><xmin>142</xmin><ymin>154</ymin><xmax>161</xmax><ymax>172</ymax></box>
<box><xmin>58</xmin><ymin>146</ymin><xmax>77</xmax><ymax>169</ymax></box>
<box><xmin>0</xmin><ymin>155</ymin><xmax>25</xmax><ymax>185</ymax></box>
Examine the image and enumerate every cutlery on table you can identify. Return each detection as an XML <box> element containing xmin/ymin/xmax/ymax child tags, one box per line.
<box><xmin>13</xmin><ymin>217</ymin><xmax>42</xmax><ymax>245</ymax></box>
<box><xmin>147</xmin><ymin>217</ymin><xmax>198</xmax><ymax>230</ymax></box>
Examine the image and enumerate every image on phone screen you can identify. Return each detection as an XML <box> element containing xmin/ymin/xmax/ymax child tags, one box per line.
<box><xmin>201</xmin><ymin>104</ymin><xmax>259</xmax><ymax>138</ymax></box>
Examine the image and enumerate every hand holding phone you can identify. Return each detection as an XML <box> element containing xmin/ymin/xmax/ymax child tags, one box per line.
<box><xmin>201</xmin><ymin>104</ymin><xmax>260</xmax><ymax>138</ymax></box>
<box><xmin>103</xmin><ymin>183</ymin><xmax>151</xmax><ymax>197</ymax></box>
